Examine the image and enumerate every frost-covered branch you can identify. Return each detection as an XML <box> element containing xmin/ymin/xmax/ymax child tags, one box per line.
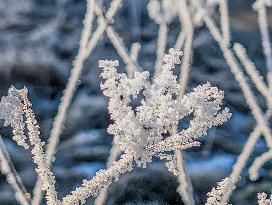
<box><xmin>62</xmin><ymin>154</ymin><xmax>134</xmax><ymax>205</ymax></box>
<box><xmin>45</xmin><ymin>0</ymin><xmax>122</xmax><ymax>168</ymax></box>
<box><xmin>93</xmin><ymin>143</ymin><xmax>121</xmax><ymax>205</ymax></box>
<box><xmin>19</xmin><ymin>88</ymin><xmax>60</xmax><ymax>205</ymax></box>
<box><xmin>31</xmin><ymin>0</ymin><xmax>96</xmax><ymax>203</ymax></box>
<box><xmin>234</xmin><ymin>43</ymin><xmax>272</xmax><ymax>109</ymax></box>
<box><xmin>148</xmin><ymin>0</ymin><xmax>177</xmax><ymax>75</ymax></box>
<box><xmin>205</xmin><ymin>177</ymin><xmax>235</xmax><ymax>205</ymax></box>
<box><xmin>45</xmin><ymin>0</ymin><xmax>96</xmax><ymax>165</ymax></box>
<box><xmin>249</xmin><ymin>149</ymin><xmax>272</xmax><ymax>181</ymax></box>
<box><xmin>154</xmin><ymin>22</ymin><xmax>168</xmax><ymax>74</ymax></box>
<box><xmin>218</xmin><ymin>0</ymin><xmax>230</xmax><ymax>46</ymax></box>
<box><xmin>175</xmin><ymin>151</ymin><xmax>195</xmax><ymax>205</ymax></box>
<box><xmin>94</xmin><ymin>4</ymin><xmax>142</xmax><ymax>77</ymax></box>
<box><xmin>222</xmin><ymin>110</ymin><xmax>272</xmax><ymax>203</ymax></box>
<box><xmin>192</xmin><ymin>2</ymin><xmax>272</xmax><ymax>203</ymax></box>
<box><xmin>193</xmin><ymin>0</ymin><xmax>272</xmax><ymax>148</ymax></box>
<box><xmin>175</xmin><ymin>30</ymin><xmax>186</xmax><ymax>50</ymax></box>
<box><xmin>176</xmin><ymin>0</ymin><xmax>194</xmax><ymax>97</ymax></box>
<box><xmin>0</xmin><ymin>87</ymin><xmax>60</xmax><ymax>205</ymax></box>
<box><xmin>253</xmin><ymin>0</ymin><xmax>272</xmax><ymax>87</ymax></box>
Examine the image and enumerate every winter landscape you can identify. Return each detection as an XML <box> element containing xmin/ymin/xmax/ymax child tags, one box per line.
<box><xmin>0</xmin><ymin>0</ymin><xmax>272</xmax><ymax>205</ymax></box>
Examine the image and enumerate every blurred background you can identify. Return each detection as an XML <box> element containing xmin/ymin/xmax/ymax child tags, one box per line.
<box><xmin>0</xmin><ymin>0</ymin><xmax>271</xmax><ymax>204</ymax></box>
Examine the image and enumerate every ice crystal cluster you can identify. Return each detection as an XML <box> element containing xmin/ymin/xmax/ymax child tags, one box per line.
<box><xmin>258</xmin><ymin>193</ymin><xmax>272</xmax><ymax>205</ymax></box>
<box><xmin>99</xmin><ymin>48</ymin><xmax>231</xmax><ymax>173</ymax></box>
<box><xmin>0</xmin><ymin>86</ymin><xmax>28</xmax><ymax>149</ymax></box>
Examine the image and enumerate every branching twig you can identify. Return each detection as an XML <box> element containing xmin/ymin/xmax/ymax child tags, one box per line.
<box><xmin>194</xmin><ymin>0</ymin><xmax>272</xmax><ymax>147</ymax></box>
<box><xmin>249</xmin><ymin>149</ymin><xmax>272</xmax><ymax>181</ymax></box>
<box><xmin>32</xmin><ymin>1</ymin><xmax>122</xmax><ymax>204</ymax></box>
<box><xmin>94</xmin><ymin>4</ymin><xmax>142</xmax><ymax>77</ymax></box>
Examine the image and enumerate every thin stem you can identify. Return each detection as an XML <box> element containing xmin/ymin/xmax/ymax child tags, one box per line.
<box><xmin>234</xmin><ymin>43</ymin><xmax>272</xmax><ymax>109</ymax></box>
<box><xmin>175</xmin><ymin>150</ymin><xmax>195</xmax><ymax>205</ymax></box>
<box><xmin>0</xmin><ymin>136</ymin><xmax>31</xmax><ymax>205</ymax></box>
<box><xmin>175</xmin><ymin>30</ymin><xmax>186</xmax><ymax>50</ymax></box>
<box><xmin>254</xmin><ymin>0</ymin><xmax>272</xmax><ymax>87</ymax></box>
<box><xmin>94</xmin><ymin>4</ymin><xmax>142</xmax><ymax>77</ymax></box>
<box><xmin>219</xmin><ymin>0</ymin><xmax>230</xmax><ymax>46</ymax></box>
<box><xmin>19</xmin><ymin>89</ymin><xmax>60</xmax><ymax>205</ymax></box>
<box><xmin>174</xmin><ymin>1</ymin><xmax>195</xmax><ymax>204</ymax></box>
<box><xmin>154</xmin><ymin>21</ymin><xmax>168</xmax><ymax>75</ymax></box>
<box><xmin>249</xmin><ymin>149</ymin><xmax>272</xmax><ymax>181</ymax></box>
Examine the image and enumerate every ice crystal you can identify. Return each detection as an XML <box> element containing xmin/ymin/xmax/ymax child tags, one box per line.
<box><xmin>0</xmin><ymin>86</ymin><xmax>28</xmax><ymax>149</ymax></box>
<box><xmin>258</xmin><ymin>193</ymin><xmax>272</xmax><ymax>205</ymax></box>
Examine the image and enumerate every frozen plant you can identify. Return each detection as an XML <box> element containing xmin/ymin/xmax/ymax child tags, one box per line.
<box><xmin>98</xmin><ymin>48</ymin><xmax>231</xmax><ymax>170</ymax></box>
<box><xmin>0</xmin><ymin>49</ymin><xmax>231</xmax><ymax>205</ymax></box>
